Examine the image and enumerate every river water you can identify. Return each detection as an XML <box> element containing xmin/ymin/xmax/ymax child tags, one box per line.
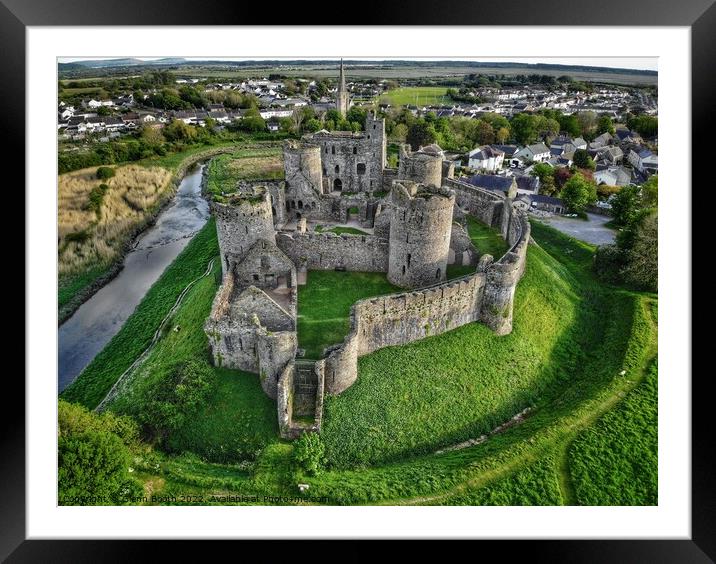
<box><xmin>58</xmin><ymin>163</ymin><xmax>210</xmax><ymax>393</ymax></box>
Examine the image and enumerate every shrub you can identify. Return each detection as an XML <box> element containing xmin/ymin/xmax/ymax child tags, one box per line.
<box><xmin>96</xmin><ymin>166</ymin><xmax>115</xmax><ymax>180</ymax></box>
<box><xmin>135</xmin><ymin>358</ymin><xmax>217</xmax><ymax>440</ymax></box>
<box><xmin>58</xmin><ymin>400</ymin><xmax>142</xmax><ymax>505</ymax></box>
<box><xmin>293</xmin><ymin>432</ymin><xmax>325</xmax><ymax>476</ymax></box>
<box><xmin>593</xmin><ymin>244</ymin><xmax>626</xmax><ymax>285</ymax></box>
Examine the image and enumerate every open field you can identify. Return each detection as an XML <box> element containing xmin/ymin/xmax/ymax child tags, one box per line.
<box><xmin>203</xmin><ymin>149</ymin><xmax>283</xmax><ymax>199</ymax></box>
<box><xmin>161</xmin><ymin>63</ymin><xmax>657</xmax><ymax>86</ymax></box>
<box><xmin>297</xmin><ymin>271</ymin><xmax>400</xmax><ymax>359</ymax></box>
<box><xmin>58</xmin><ymin>164</ymin><xmax>173</xmax><ymax>279</ymax></box>
<box><xmin>59</xmin><ymin>172</ymin><xmax>657</xmax><ymax>506</ymax></box>
<box><xmin>380</xmin><ymin>87</ymin><xmax>450</xmax><ymax>106</ymax></box>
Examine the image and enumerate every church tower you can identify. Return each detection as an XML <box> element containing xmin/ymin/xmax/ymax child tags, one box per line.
<box><xmin>336</xmin><ymin>58</ymin><xmax>350</xmax><ymax>117</ymax></box>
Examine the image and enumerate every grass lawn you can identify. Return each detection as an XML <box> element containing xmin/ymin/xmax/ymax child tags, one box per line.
<box><xmin>314</xmin><ymin>225</ymin><xmax>369</xmax><ymax>236</ymax></box>
<box><xmin>203</xmin><ymin>149</ymin><xmax>283</xmax><ymax>199</ymax></box>
<box><xmin>297</xmin><ymin>271</ymin><xmax>400</xmax><ymax>359</ymax></box>
<box><xmin>380</xmin><ymin>87</ymin><xmax>450</xmax><ymax>106</ymax></box>
<box><xmin>465</xmin><ymin>216</ymin><xmax>510</xmax><ymax>258</ymax></box>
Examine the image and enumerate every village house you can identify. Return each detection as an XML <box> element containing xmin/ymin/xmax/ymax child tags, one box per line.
<box><xmin>514</xmin><ymin>142</ymin><xmax>551</xmax><ymax>164</ymax></box>
<box><xmin>468</xmin><ymin>145</ymin><xmax>505</xmax><ymax>172</ymax></box>
<box><xmin>628</xmin><ymin>147</ymin><xmax>658</xmax><ymax>174</ymax></box>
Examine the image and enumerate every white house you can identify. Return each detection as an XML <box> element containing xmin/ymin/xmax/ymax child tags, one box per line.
<box><xmin>628</xmin><ymin>148</ymin><xmax>658</xmax><ymax>174</ymax></box>
<box><xmin>259</xmin><ymin>108</ymin><xmax>293</xmax><ymax>119</ymax></box>
<box><xmin>594</xmin><ymin>166</ymin><xmax>632</xmax><ymax>187</ymax></box>
<box><xmin>514</xmin><ymin>142</ymin><xmax>551</xmax><ymax>164</ymax></box>
<box><xmin>468</xmin><ymin>146</ymin><xmax>505</xmax><ymax>172</ymax></box>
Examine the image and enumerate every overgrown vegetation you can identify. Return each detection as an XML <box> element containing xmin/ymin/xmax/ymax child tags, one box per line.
<box><xmin>595</xmin><ymin>175</ymin><xmax>658</xmax><ymax>291</ymax></box>
<box><xmin>58</xmin><ymin>400</ymin><xmax>143</xmax><ymax>505</ymax></box>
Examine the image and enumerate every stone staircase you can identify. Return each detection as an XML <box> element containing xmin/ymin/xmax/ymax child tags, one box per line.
<box><xmin>292</xmin><ymin>360</ymin><xmax>318</xmax><ymax>420</ymax></box>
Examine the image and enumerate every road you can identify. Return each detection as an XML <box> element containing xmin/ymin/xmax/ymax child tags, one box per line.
<box><xmin>538</xmin><ymin>212</ymin><xmax>617</xmax><ymax>246</ymax></box>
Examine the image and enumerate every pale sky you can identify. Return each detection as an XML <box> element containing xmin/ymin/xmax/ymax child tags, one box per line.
<box><xmin>58</xmin><ymin>57</ymin><xmax>657</xmax><ymax>72</ymax></box>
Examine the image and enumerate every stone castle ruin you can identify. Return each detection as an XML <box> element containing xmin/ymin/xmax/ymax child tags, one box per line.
<box><xmin>204</xmin><ymin>65</ymin><xmax>530</xmax><ymax>438</ymax></box>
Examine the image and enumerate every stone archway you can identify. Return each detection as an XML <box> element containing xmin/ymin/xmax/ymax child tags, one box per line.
<box><xmin>333</xmin><ymin>178</ymin><xmax>342</xmax><ymax>192</ymax></box>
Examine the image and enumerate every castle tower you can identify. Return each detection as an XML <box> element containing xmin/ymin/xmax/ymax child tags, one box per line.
<box><xmin>398</xmin><ymin>144</ymin><xmax>443</xmax><ymax>188</ymax></box>
<box><xmin>283</xmin><ymin>140</ymin><xmax>323</xmax><ymax>192</ymax></box>
<box><xmin>212</xmin><ymin>187</ymin><xmax>276</xmax><ymax>275</ymax></box>
<box><xmin>366</xmin><ymin>112</ymin><xmax>387</xmax><ymax>179</ymax></box>
<box><xmin>336</xmin><ymin>58</ymin><xmax>350</xmax><ymax>117</ymax></box>
<box><xmin>387</xmin><ymin>181</ymin><xmax>455</xmax><ymax>289</ymax></box>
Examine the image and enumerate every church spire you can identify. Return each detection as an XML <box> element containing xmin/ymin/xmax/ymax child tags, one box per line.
<box><xmin>336</xmin><ymin>58</ymin><xmax>349</xmax><ymax>117</ymax></box>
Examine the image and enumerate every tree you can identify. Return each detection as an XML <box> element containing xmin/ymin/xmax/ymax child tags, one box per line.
<box><xmin>531</xmin><ymin>162</ymin><xmax>554</xmax><ymax>183</ymax></box>
<box><xmin>641</xmin><ymin>174</ymin><xmax>658</xmax><ymax>208</ymax></box>
<box><xmin>290</xmin><ymin>108</ymin><xmax>305</xmax><ymax>134</ymax></box>
<box><xmin>495</xmin><ymin>126</ymin><xmax>510</xmax><ymax>144</ymax></box>
<box><xmin>510</xmin><ymin>113</ymin><xmax>538</xmax><ymax>145</ymax></box>
<box><xmin>96</xmin><ymin>166</ymin><xmax>115</xmax><ymax>180</ymax></box>
<box><xmin>293</xmin><ymin>432</ymin><xmax>325</xmax><ymax>476</ymax></box>
<box><xmin>134</xmin><ymin>359</ymin><xmax>217</xmax><ymax>441</ymax></box>
<box><xmin>597</xmin><ymin>115</ymin><xmax>615</xmax><ymax>135</ymax></box>
<box><xmin>391</xmin><ymin>123</ymin><xmax>408</xmax><ymax>143</ymax></box>
<box><xmin>304</xmin><ymin>118</ymin><xmax>321</xmax><ymax>133</ymax></box>
<box><xmin>406</xmin><ymin>121</ymin><xmax>437</xmax><ymax>150</ymax></box>
<box><xmin>346</xmin><ymin>106</ymin><xmax>367</xmax><ymax>128</ymax></box>
<box><xmin>621</xmin><ymin>211</ymin><xmax>657</xmax><ymax>291</ymax></box>
<box><xmin>474</xmin><ymin>120</ymin><xmax>495</xmax><ymax>145</ymax></box>
<box><xmin>573</xmin><ymin>149</ymin><xmax>595</xmax><ymax>170</ymax></box>
<box><xmin>560</xmin><ymin>172</ymin><xmax>597</xmax><ymax>213</ymax></box>
<box><xmin>96</xmin><ymin>105</ymin><xmax>111</xmax><ymax>116</ymax></box>
<box><xmin>558</xmin><ymin>114</ymin><xmax>581</xmax><ymax>138</ymax></box>
<box><xmin>58</xmin><ymin>400</ymin><xmax>142</xmax><ymax>505</ymax></box>
<box><xmin>163</xmin><ymin>119</ymin><xmax>197</xmax><ymax>142</ymax></box>
<box><xmin>575</xmin><ymin>111</ymin><xmax>598</xmax><ymax>137</ymax></box>
<box><xmin>140</xmin><ymin>124</ymin><xmax>164</xmax><ymax>147</ymax></box>
<box><xmin>237</xmin><ymin>115</ymin><xmax>266</xmax><ymax>133</ymax></box>
<box><xmin>609</xmin><ymin>184</ymin><xmax>642</xmax><ymax>227</ymax></box>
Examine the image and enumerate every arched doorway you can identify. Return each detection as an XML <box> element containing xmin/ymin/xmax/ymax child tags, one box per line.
<box><xmin>333</xmin><ymin>178</ymin><xmax>342</xmax><ymax>192</ymax></box>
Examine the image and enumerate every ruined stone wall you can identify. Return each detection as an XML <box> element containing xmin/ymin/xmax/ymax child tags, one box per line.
<box><xmin>446</xmin><ymin>178</ymin><xmax>503</xmax><ymax>228</ymax></box>
<box><xmin>232</xmin><ymin>240</ymin><xmax>296</xmax><ymax>291</ymax></box>
<box><xmin>276</xmin><ymin>232</ymin><xmax>389</xmax><ymax>272</ymax></box>
<box><xmin>212</xmin><ymin>189</ymin><xmax>276</xmax><ymax>275</ymax></box>
<box><xmin>387</xmin><ymin>182</ymin><xmax>455</xmax><ymax>289</ymax></box>
<box><xmin>319</xmin><ymin>205</ymin><xmax>530</xmax><ymax>395</ymax></box>
<box><xmin>237</xmin><ymin>180</ymin><xmax>287</xmax><ymax>226</ymax></box>
<box><xmin>257</xmin><ymin>329</ymin><xmax>298</xmax><ymax>399</ymax></box>
<box><xmin>381</xmin><ymin>167</ymin><xmax>399</xmax><ymax>191</ymax></box>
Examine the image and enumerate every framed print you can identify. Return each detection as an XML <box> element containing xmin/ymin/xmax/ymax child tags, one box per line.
<box><xmin>8</xmin><ymin>0</ymin><xmax>710</xmax><ymax>558</ymax></box>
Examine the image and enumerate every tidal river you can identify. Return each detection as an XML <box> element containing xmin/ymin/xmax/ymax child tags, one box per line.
<box><xmin>58</xmin><ymin>163</ymin><xmax>210</xmax><ymax>393</ymax></box>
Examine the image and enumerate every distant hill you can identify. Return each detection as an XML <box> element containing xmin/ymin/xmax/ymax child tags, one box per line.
<box><xmin>58</xmin><ymin>58</ymin><xmax>185</xmax><ymax>70</ymax></box>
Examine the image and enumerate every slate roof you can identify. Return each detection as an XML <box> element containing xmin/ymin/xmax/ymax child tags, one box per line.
<box><xmin>466</xmin><ymin>174</ymin><xmax>515</xmax><ymax>192</ymax></box>
<box><xmin>516</xmin><ymin>175</ymin><xmax>539</xmax><ymax>192</ymax></box>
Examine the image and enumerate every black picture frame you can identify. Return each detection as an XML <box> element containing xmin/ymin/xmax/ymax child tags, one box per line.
<box><xmin>8</xmin><ymin>1</ymin><xmax>708</xmax><ymax>559</ymax></box>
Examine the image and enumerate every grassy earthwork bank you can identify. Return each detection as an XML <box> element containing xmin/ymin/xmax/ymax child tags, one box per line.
<box><xmin>61</xmin><ymin>219</ymin><xmax>220</xmax><ymax>409</ymax></box>
<box><xmin>59</xmin><ymin>202</ymin><xmax>658</xmax><ymax>505</ymax></box>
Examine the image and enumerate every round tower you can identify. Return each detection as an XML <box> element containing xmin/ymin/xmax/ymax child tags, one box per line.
<box><xmin>283</xmin><ymin>140</ymin><xmax>323</xmax><ymax>190</ymax></box>
<box><xmin>398</xmin><ymin>146</ymin><xmax>443</xmax><ymax>188</ymax></box>
<box><xmin>212</xmin><ymin>187</ymin><xmax>275</xmax><ymax>275</ymax></box>
<box><xmin>387</xmin><ymin>181</ymin><xmax>455</xmax><ymax>289</ymax></box>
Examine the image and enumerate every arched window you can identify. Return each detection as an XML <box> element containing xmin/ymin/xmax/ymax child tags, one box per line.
<box><xmin>333</xmin><ymin>178</ymin><xmax>342</xmax><ymax>192</ymax></box>
<box><xmin>331</xmin><ymin>146</ymin><xmax>336</xmax><ymax>154</ymax></box>
<box><xmin>353</xmin><ymin>147</ymin><xmax>357</xmax><ymax>154</ymax></box>
<box><xmin>298</xmin><ymin>200</ymin><xmax>303</xmax><ymax>209</ymax></box>
<box><xmin>357</xmin><ymin>163</ymin><xmax>366</xmax><ymax>175</ymax></box>
<box><xmin>334</xmin><ymin>164</ymin><xmax>340</xmax><ymax>174</ymax></box>
<box><xmin>436</xmin><ymin>268</ymin><xmax>441</xmax><ymax>279</ymax></box>
<box><xmin>402</xmin><ymin>265</ymin><xmax>406</xmax><ymax>275</ymax></box>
